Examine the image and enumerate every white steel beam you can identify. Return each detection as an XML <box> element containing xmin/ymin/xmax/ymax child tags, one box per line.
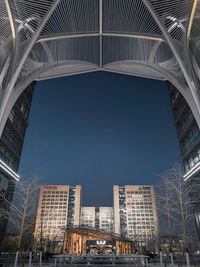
<box><xmin>37</xmin><ymin>33</ymin><xmax>100</xmax><ymax>43</ymax></box>
<box><xmin>0</xmin><ymin>0</ymin><xmax>200</xmax><ymax>136</ymax></box>
<box><xmin>5</xmin><ymin>0</ymin><xmax>16</xmax><ymax>47</ymax></box>
<box><xmin>142</xmin><ymin>0</ymin><xmax>200</xmax><ymax>128</ymax></box>
<box><xmin>0</xmin><ymin>0</ymin><xmax>61</xmax><ymax>137</ymax></box>
<box><xmin>37</xmin><ymin>32</ymin><xmax>164</xmax><ymax>43</ymax></box>
<box><xmin>99</xmin><ymin>0</ymin><xmax>103</xmax><ymax>68</ymax></box>
<box><xmin>187</xmin><ymin>0</ymin><xmax>198</xmax><ymax>42</ymax></box>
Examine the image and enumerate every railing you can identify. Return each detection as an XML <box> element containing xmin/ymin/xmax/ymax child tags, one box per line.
<box><xmin>53</xmin><ymin>254</ymin><xmax>149</xmax><ymax>266</ymax></box>
<box><xmin>1</xmin><ymin>252</ymin><xmax>199</xmax><ymax>266</ymax></box>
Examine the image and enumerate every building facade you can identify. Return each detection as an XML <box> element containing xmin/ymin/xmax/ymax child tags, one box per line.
<box><xmin>63</xmin><ymin>227</ymin><xmax>134</xmax><ymax>255</ymax></box>
<box><xmin>99</xmin><ymin>207</ymin><xmax>113</xmax><ymax>233</ymax></box>
<box><xmin>80</xmin><ymin>207</ymin><xmax>95</xmax><ymax>228</ymax></box>
<box><xmin>34</xmin><ymin>185</ymin><xmax>81</xmax><ymax>242</ymax></box>
<box><xmin>168</xmin><ymin>83</ymin><xmax>200</xmax><ymax>241</ymax></box>
<box><xmin>0</xmin><ymin>82</ymin><xmax>35</xmax><ymax>246</ymax></box>
<box><xmin>34</xmin><ymin>184</ymin><xmax>157</xmax><ymax>247</ymax></box>
<box><xmin>80</xmin><ymin>206</ymin><xmax>113</xmax><ymax>233</ymax></box>
<box><xmin>113</xmin><ymin>185</ymin><xmax>158</xmax><ymax>244</ymax></box>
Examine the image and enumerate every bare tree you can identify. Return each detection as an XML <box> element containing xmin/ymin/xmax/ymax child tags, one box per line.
<box><xmin>166</xmin><ymin>164</ymin><xmax>193</xmax><ymax>251</ymax></box>
<box><xmin>156</xmin><ymin>170</ymin><xmax>178</xmax><ymax>251</ymax></box>
<box><xmin>0</xmin><ymin>177</ymin><xmax>40</xmax><ymax>251</ymax></box>
<box><xmin>34</xmin><ymin>209</ymin><xmax>61</xmax><ymax>253</ymax></box>
<box><xmin>156</xmin><ymin>164</ymin><xmax>195</xmax><ymax>252</ymax></box>
<box><xmin>34</xmin><ymin>210</ymin><xmax>50</xmax><ymax>252</ymax></box>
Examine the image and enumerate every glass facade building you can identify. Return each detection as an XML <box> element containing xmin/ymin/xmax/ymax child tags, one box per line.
<box><xmin>0</xmin><ymin>82</ymin><xmax>35</xmax><ymax>246</ymax></box>
<box><xmin>168</xmin><ymin>82</ymin><xmax>200</xmax><ymax>241</ymax></box>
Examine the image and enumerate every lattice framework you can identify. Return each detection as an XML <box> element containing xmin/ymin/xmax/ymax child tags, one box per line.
<box><xmin>0</xmin><ymin>0</ymin><xmax>200</xmax><ymax>135</ymax></box>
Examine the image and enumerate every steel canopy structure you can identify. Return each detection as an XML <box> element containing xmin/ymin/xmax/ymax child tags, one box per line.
<box><xmin>0</xmin><ymin>1</ymin><xmax>200</xmax><ymax>136</ymax></box>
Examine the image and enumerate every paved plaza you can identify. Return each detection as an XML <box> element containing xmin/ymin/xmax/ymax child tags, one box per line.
<box><xmin>4</xmin><ymin>264</ymin><xmax>198</xmax><ymax>267</ymax></box>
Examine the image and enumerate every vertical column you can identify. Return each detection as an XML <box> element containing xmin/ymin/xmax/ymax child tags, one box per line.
<box><xmin>99</xmin><ymin>0</ymin><xmax>103</xmax><ymax>68</ymax></box>
<box><xmin>113</xmin><ymin>186</ymin><xmax>120</xmax><ymax>235</ymax></box>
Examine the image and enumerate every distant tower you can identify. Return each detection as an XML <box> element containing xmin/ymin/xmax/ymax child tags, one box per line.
<box><xmin>80</xmin><ymin>206</ymin><xmax>113</xmax><ymax>233</ymax></box>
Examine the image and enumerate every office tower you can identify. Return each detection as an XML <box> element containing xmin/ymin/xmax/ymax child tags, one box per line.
<box><xmin>113</xmin><ymin>185</ymin><xmax>158</xmax><ymax>243</ymax></box>
<box><xmin>99</xmin><ymin>207</ymin><xmax>113</xmax><ymax>233</ymax></box>
<box><xmin>0</xmin><ymin>82</ymin><xmax>35</xmax><ymax>245</ymax></box>
<box><xmin>34</xmin><ymin>185</ymin><xmax>81</xmax><ymax>242</ymax></box>
<box><xmin>80</xmin><ymin>206</ymin><xmax>113</xmax><ymax>233</ymax></box>
<box><xmin>168</xmin><ymin>83</ymin><xmax>200</xmax><ymax>240</ymax></box>
<box><xmin>80</xmin><ymin>207</ymin><xmax>95</xmax><ymax>228</ymax></box>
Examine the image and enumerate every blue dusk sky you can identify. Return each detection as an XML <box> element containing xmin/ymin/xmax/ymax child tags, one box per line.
<box><xmin>18</xmin><ymin>71</ymin><xmax>182</xmax><ymax>206</ymax></box>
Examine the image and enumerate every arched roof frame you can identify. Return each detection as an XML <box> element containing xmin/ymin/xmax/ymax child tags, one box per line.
<box><xmin>0</xmin><ymin>0</ymin><xmax>200</xmax><ymax>137</ymax></box>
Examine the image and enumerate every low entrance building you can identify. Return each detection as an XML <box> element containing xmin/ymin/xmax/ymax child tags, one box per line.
<box><xmin>63</xmin><ymin>227</ymin><xmax>134</xmax><ymax>255</ymax></box>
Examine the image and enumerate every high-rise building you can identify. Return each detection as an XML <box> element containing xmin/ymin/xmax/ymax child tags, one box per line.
<box><xmin>80</xmin><ymin>206</ymin><xmax>113</xmax><ymax>233</ymax></box>
<box><xmin>113</xmin><ymin>185</ymin><xmax>158</xmax><ymax>243</ymax></box>
<box><xmin>34</xmin><ymin>185</ymin><xmax>81</xmax><ymax>242</ymax></box>
<box><xmin>0</xmin><ymin>82</ymin><xmax>35</xmax><ymax>245</ymax></box>
<box><xmin>168</xmin><ymin>83</ymin><xmax>200</xmax><ymax>240</ymax></box>
<box><xmin>34</xmin><ymin>184</ymin><xmax>158</xmax><ymax>246</ymax></box>
<box><xmin>80</xmin><ymin>207</ymin><xmax>95</xmax><ymax>228</ymax></box>
<box><xmin>99</xmin><ymin>207</ymin><xmax>113</xmax><ymax>233</ymax></box>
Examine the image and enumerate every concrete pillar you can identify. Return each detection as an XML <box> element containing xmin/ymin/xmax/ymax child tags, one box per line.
<box><xmin>29</xmin><ymin>251</ymin><xmax>32</xmax><ymax>267</ymax></box>
<box><xmin>14</xmin><ymin>251</ymin><xmax>19</xmax><ymax>267</ymax></box>
<box><xmin>145</xmin><ymin>257</ymin><xmax>149</xmax><ymax>267</ymax></box>
<box><xmin>186</xmin><ymin>252</ymin><xmax>190</xmax><ymax>267</ymax></box>
<box><xmin>159</xmin><ymin>251</ymin><xmax>163</xmax><ymax>267</ymax></box>
<box><xmin>39</xmin><ymin>251</ymin><xmax>42</xmax><ymax>267</ymax></box>
<box><xmin>170</xmin><ymin>252</ymin><xmax>174</xmax><ymax>265</ymax></box>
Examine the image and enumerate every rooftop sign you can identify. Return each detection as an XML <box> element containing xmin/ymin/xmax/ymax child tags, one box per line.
<box><xmin>44</xmin><ymin>186</ymin><xmax>58</xmax><ymax>190</ymax></box>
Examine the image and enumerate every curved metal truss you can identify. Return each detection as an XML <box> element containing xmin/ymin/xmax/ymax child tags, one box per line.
<box><xmin>1</xmin><ymin>0</ymin><xmax>200</xmax><ymax>134</ymax></box>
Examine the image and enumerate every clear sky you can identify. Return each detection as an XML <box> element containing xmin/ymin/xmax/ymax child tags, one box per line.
<box><xmin>18</xmin><ymin>71</ymin><xmax>182</xmax><ymax>206</ymax></box>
